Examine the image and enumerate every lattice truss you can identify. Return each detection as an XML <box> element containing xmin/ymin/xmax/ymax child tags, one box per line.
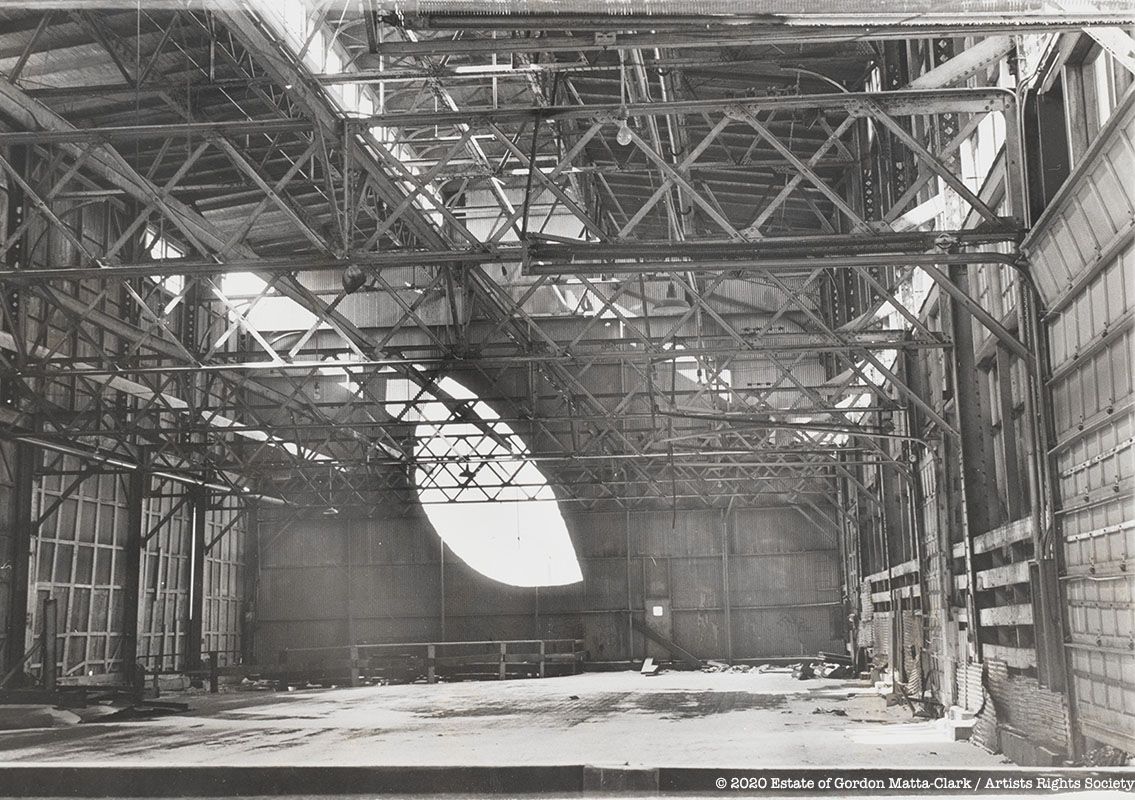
<box><xmin>0</xmin><ymin>4</ymin><xmax>1044</xmax><ymax>525</ymax></box>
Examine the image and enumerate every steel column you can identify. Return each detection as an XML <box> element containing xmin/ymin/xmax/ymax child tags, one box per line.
<box><xmin>186</xmin><ymin>486</ymin><xmax>208</xmax><ymax>673</ymax></box>
<box><xmin>2</xmin><ymin>439</ymin><xmax>36</xmax><ymax>675</ymax></box>
<box><xmin>121</xmin><ymin>462</ymin><xmax>146</xmax><ymax>681</ymax></box>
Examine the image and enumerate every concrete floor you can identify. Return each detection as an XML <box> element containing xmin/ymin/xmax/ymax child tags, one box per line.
<box><xmin>0</xmin><ymin>671</ymin><xmax>1004</xmax><ymax>768</ymax></box>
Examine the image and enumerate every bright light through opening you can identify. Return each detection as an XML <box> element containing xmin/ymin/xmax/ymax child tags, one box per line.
<box><xmin>401</xmin><ymin>376</ymin><xmax>583</xmax><ymax>587</ymax></box>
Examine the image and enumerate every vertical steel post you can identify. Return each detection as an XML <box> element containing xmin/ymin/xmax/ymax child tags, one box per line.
<box><xmin>241</xmin><ymin>501</ymin><xmax>258</xmax><ymax>665</ymax></box>
<box><xmin>1017</xmin><ymin>267</ymin><xmax>1070</xmax><ymax>700</ymax></box>
<box><xmin>41</xmin><ymin>596</ymin><xmax>57</xmax><ymax>693</ymax></box>
<box><xmin>721</xmin><ymin>507</ymin><xmax>733</xmax><ymax>664</ymax></box>
<box><xmin>626</xmin><ymin>506</ymin><xmax>634</xmax><ymax>663</ymax></box>
<box><xmin>533</xmin><ymin>586</ymin><xmax>540</xmax><ymax>639</ymax></box>
<box><xmin>121</xmin><ymin>463</ymin><xmax>146</xmax><ymax>683</ymax></box>
<box><xmin>2</xmin><ymin>144</ymin><xmax>31</xmax><ymax>677</ymax></box>
<box><xmin>439</xmin><ymin>538</ymin><xmax>446</xmax><ymax>641</ymax></box>
<box><xmin>4</xmin><ymin>440</ymin><xmax>35</xmax><ymax>675</ymax></box>
<box><xmin>186</xmin><ymin>486</ymin><xmax>207</xmax><ymax>673</ymax></box>
<box><xmin>947</xmin><ymin>265</ymin><xmax>989</xmax><ymax>662</ymax></box>
<box><xmin>345</xmin><ymin>516</ymin><xmax>355</xmax><ymax>648</ymax></box>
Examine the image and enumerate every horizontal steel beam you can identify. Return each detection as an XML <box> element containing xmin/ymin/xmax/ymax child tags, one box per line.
<box><xmin>0</xmin><ymin>230</ymin><xmax>1021</xmax><ymax>282</ymax></box>
<box><xmin>0</xmin><ymin>118</ymin><xmax>315</xmax><ymax>146</ymax></box>
<box><xmin>525</xmin><ymin>251</ymin><xmax>1022</xmax><ymax>275</ymax></box>
<box><xmin>0</xmin><ymin>431</ymin><xmax>287</xmax><ymax>505</ymax></box>
<box><xmin>529</xmin><ymin>230</ymin><xmax>1020</xmax><ymax>260</ymax></box>
<box><xmin>11</xmin><ymin>335</ymin><xmax>947</xmax><ymax>378</ymax></box>
<box><xmin>0</xmin><ymin>249</ymin><xmax>508</xmax><ymax>282</ymax></box>
<box><xmin>361</xmin><ymin>88</ymin><xmax>1012</xmax><ymax>128</ymax></box>
<box><xmin>357</xmin><ymin>21</ymin><xmax>1129</xmax><ymax>57</ymax></box>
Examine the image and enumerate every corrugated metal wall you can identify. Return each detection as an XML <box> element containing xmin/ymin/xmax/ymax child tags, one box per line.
<box><xmin>254</xmin><ymin>504</ymin><xmax>844</xmax><ymax>664</ymax></box>
<box><xmin>139</xmin><ymin>482</ymin><xmax>191</xmax><ymax>673</ymax></box>
<box><xmin>204</xmin><ymin>506</ymin><xmax>246</xmax><ymax>667</ymax></box>
<box><xmin>1024</xmin><ymin>93</ymin><xmax>1134</xmax><ymax>753</ymax></box>
<box><xmin>28</xmin><ymin>459</ymin><xmax>131</xmax><ymax>679</ymax></box>
<box><xmin>18</xmin><ymin>465</ymin><xmax>249</xmax><ymax>679</ymax></box>
<box><xmin>0</xmin><ymin>154</ymin><xmax>249</xmax><ymax>681</ymax></box>
<box><xmin>0</xmin><ymin>441</ymin><xmax>16</xmax><ymax>666</ymax></box>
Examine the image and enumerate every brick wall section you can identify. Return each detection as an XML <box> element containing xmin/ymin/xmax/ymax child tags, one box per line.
<box><xmin>985</xmin><ymin>659</ymin><xmax>1071</xmax><ymax>753</ymax></box>
<box><xmin>957</xmin><ymin>659</ymin><xmax>1072</xmax><ymax>758</ymax></box>
<box><xmin>900</xmin><ymin>612</ymin><xmax>923</xmax><ymax>695</ymax></box>
<box><xmin>872</xmin><ymin>614</ymin><xmax>890</xmax><ymax>660</ymax></box>
<box><xmin>957</xmin><ymin>662</ymin><xmax>999</xmax><ymax>752</ymax></box>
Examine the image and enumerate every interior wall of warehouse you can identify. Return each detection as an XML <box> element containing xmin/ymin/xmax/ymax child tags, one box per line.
<box><xmin>254</xmin><ymin>505</ymin><xmax>844</xmax><ymax>664</ymax></box>
<box><xmin>0</xmin><ymin>163</ymin><xmax>250</xmax><ymax>679</ymax></box>
<box><xmin>1024</xmin><ymin>70</ymin><xmax>1134</xmax><ymax>753</ymax></box>
<box><xmin>844</xmin><ymin>40</ymin><xmax>1133</xmax><ymax>759</ymax></box>
<box><xmin>0</xmin><ymin>440</ymin><xmax>17</xmax><ymax>667</ymax></box>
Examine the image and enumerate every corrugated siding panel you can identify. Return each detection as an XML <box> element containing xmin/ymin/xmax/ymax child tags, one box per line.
<box><xmin>137</xmin><ymin>482</ymin><xmax>191</xmax><ymax>673</ymax></box>
<box><xmin>255</xmin><ymin>505</ymin><xmax>840</xmax><ymax>663</ymax></box>
<box><xmin>0</xmin><ymin>441</ymin><xmax>16</xmax><ymax>668</ymax></box>
<box><xmin>203</xmin><ymin>507</ymin><xmax>245</xmax><ymax>667</ymax></box>
<box><xmin>1025</xmin><ymin>97</ymin><xmax>1135</xmax><ymax>309</ymax></box>
<box><xmin>672</xmin><ymin>609</ymin><xmax>726</xmax><ymax>656</ymax></box>
<box><xmin>728</xmin><ymin>552</ymin><xmax>838</xmax><ymax>607</ymax></box>
<box><xmin>29</xmin><ymin>462</ymin><xmax>131</xmax><ymax>678</ymax></box>
<box><xmin>730</xmin><ymin>605</ymin><xmax>841</xmax><ymax>658</ymax></box>
<box><xmin>1026</xmin><ymin>95</ymin><xmax>1135</xmax><ymax>753</ymax></box>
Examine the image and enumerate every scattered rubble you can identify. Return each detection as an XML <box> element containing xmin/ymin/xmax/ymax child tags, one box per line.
<box><xmin>699</xmin><ymin>662</ymin><xmax>764</xmax><ymax>674</ymax></box>
<box><xmin>238</xmin><ymin>677</ymin><xmax>276</xmax><ymax>691</ymax></box>
<box><xmin>699</xmin><ymin>659</ymin><xmax>854</xmax><ymax>678</ymax></box>
<box><xmin>1082</xmin><ymin>745</ymin><xmax>1132</xmax><ymax>767</ymax></box>
<box><xmin>810</xmin><ymin>707</ymin><xmax>848</xmax><ymax>716</ymax></box>
<box><xmin>816</xmin><ymin>662</ymin><xmax>854</xmax><ymax>679</ymax></box>
<box><xmin>640</xmin><ymin>657</ymin><xmax>660</xmax><ymax>676</ymax></box>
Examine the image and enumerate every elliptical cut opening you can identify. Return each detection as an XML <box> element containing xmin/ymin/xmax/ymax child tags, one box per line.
<box><xmin>396</xmin><ymin>375</ymin><xmax>583</xmax><ymax>587</ymax></box>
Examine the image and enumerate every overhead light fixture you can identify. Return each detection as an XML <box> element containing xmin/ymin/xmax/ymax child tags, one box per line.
<box><xmin>342</xmin><ymin>263</ymin><xmax>367</xmax><ymax>294</ymax></box>
<box><xmin>617</xmin><ymin>116</ymin><xmax>635</xmax><ymax>146</ymax></box>
<box><xmin>615</xmin><ymin>115</ymin><xmax>633</xmax><ymax>147</ymax></box>
<box><xmin>322</xmin><ymin>506</ymin><xmax>340</xmax><ymax>516</ymax></box>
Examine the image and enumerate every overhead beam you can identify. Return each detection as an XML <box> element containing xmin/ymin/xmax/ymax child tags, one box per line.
<box><xmin>361</xmin><ymin>88</ymin><xmax>1013</xmax><ymax>128</ymax></box>
<box><xmin>355</xmin><ymin>19</ymin><xmax>1132</xmax><ymax>58</ymax></box>
<box><xmin>906</xmin><ymin>36</ymin><xmax>1014</xmax><ymax>89</ymax></box>
<box><xmin>0</xmin><ymin>230</ymin><xmax>1019</xmax><ymax>282</ymax></box>
<box><xmin>1084</xmin><ymin>27</ymin><xmax>1135</xmax><ymax>75</ymax></box>
<box><xmin>525</xmin><ymin>251</ymin><xmax>1022</xmax><ymax>275</ymax></box>
<box><xmin>0</xmin><ymin>118</ymin><xmax>315</xmax><ymax>146</ymax></box>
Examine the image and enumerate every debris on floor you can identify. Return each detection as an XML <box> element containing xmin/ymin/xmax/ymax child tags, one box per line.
<box><xmin>238</xmin><ymin>677</ymin><xmax>276</xmax><ymax>691</ymax></box>
<box><xmin>701</xmin><ymin>662</ymin><xmax>755</xmax><ymax>674</ymax></box>
<box><xmin>699</xmin><ymin>662</ymin><xmax>801</xmax><ymax>674</ymax></box>
<box><xmin>811</xmin><ymin>707</ymin><xmax>848</xmax><ymax>716</ymax></box>
<box><xmin>0</xmin><ymin>705</ymin><xmax>81</xmax><ymax>731</ymax></box>
<box><xmin>0</xmin><ymin>688</ymin><xmax>189</xmax><ymax>731</ymax></box>
<box><xmin>639</xmin><ymin>657</ymin><xmax>660</xmax><ymax>676</ymax></box>
<box><xmin>816</xmin><ymin>662</ymin><xmax>854</xmax><ymax>679</ymax></box>
<box><xmin>0</xmin><ymin>671</ymin><xmax>1010</xmax><ymax>768</ymax></box>
<box><xmin>1082</xmin><ymin>745</ymin><xmax>1132</xmax><ymax>767</ymax></box>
